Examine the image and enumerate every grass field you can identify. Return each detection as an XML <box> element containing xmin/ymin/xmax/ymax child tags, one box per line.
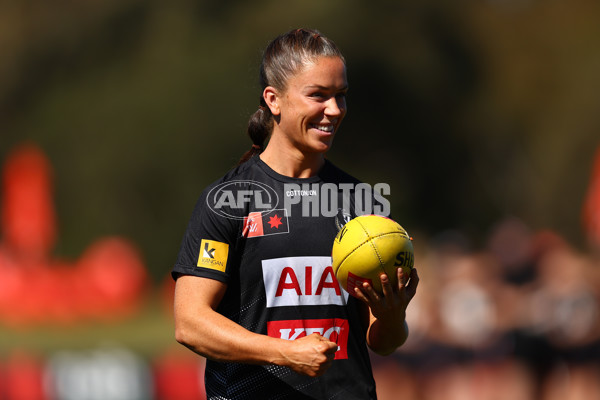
<box><xmin>0</xmin><ymin>292</ymin><xmax>175</xmax><ymax>359</ymax></box>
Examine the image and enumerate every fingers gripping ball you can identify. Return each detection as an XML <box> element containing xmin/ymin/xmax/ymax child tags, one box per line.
<box><xmin>331</xmin><ymin>215</ymin><xmax>414</xmax><ymax>297</ymax></box>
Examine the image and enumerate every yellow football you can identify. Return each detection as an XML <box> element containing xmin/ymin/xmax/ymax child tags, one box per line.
<box><xmin>332</xmin><ymin>215</ymin><xmax>414</xmax><ymax>297</ymax></box>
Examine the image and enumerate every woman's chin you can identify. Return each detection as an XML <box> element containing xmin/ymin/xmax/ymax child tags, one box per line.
<box><xmin>313</xmin><ymin>137</ymin><xmax>334</xmax><ymax>153</ymax></box>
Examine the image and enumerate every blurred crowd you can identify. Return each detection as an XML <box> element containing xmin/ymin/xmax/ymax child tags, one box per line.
<box><xmin>372</xmin><ymin>217</ymin><xmax>600</xmax><ymax>400</ymax></box>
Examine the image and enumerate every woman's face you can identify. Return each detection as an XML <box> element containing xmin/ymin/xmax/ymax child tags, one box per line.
<box><xmin>268</xmin><ymin>56</ymin><xmax>348</xmax><ymax>154</ymax></box>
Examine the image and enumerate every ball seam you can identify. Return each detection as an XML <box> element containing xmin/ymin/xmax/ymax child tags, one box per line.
<box><xmin>338</xmin><ymin>231</ymin><xmax>403</xmax><ymax>271</ymax></box>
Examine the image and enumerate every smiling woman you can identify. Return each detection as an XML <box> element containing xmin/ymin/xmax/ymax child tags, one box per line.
<box><xmin>239</xmin><ymin>28</ymin><xmax>347</xmax><ymax>174</ymax></box>
<box><xmin>261</xmin><ymin>56</ymin><xmax>348</xmax><ymax>170</ymax></box>
<box><xmin>172</xmin><ymin>28</ymin><xmax>418</xmax><ymax>400</ymax></box>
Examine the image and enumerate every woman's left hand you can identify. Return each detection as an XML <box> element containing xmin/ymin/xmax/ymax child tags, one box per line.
<box><xmin>354</xmin><ymin>267</ymin><xmax>419</xmax><ymax>321</ymax></box>
<box><xmin>353</xmin><ymin>267</ymin><xmax>419</xmax><ymax>355</ymax></box>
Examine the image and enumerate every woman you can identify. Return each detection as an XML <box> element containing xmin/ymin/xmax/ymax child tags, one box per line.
<box><xmin>173</xmin><ymin>28</ymin><xmax>419</xmax><ymax>399</ymax></box>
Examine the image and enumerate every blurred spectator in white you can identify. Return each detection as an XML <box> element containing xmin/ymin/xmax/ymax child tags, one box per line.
<box><xmin>436</xmin><ymin>253</ymin><xmax>500</xmax><ymax>349</ymax></box>
<box><xmin>525</xmin><ymin>242</ymin><xmax>600</xmax><ymax>350</ymax></box>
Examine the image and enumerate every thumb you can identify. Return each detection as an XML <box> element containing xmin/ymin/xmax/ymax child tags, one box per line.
<box><xmin>323</xmin><ymin>339</ymin><xmax>339</xmax><ymax>353</ymax></box>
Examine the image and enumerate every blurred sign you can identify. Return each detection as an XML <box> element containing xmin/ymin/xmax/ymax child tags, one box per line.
<box><xmin>48</xmin><ymin>347</ymin><xmax>152</xmax><ymax>400</ymax></box>
<box><xmin>0</xmin><ymin>143</ymin><xmax>148</xmax><ymax>327</ymax></box>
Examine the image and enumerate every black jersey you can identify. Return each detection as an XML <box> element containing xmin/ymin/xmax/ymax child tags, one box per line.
<box><xmin>173</xmin><ymin>156</ymin><xmax>379</xmax><ymax>400</ymax></box>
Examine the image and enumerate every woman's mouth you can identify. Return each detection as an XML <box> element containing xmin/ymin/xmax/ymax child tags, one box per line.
<box><xmin>310</xmin><ymin>123</ymin><xmax>335</xmax><ymax>133</ymax></box>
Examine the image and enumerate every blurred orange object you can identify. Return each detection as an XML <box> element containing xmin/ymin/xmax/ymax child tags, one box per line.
<box><xmin>582</xmin><ymin>145</ymin><xmax>600</xmax><ymax>248</ymax></box>
<box><xmin>77</xmin><ymin>237</ymin><xmax>149</xmax><ymax>320</ymax></box>
<box><xmin>3</xmin><ymin>351</ymin><xmax>49</xmax><ymax>400</ymax></box>
<box><xmin>0</xmin><ymin>142</ymin><xmax>149</xmax><ymax>326</ymax></box>
<box><xmin>1</xmin><ymin>143</ymin><xmax>56</xmax><ymax>262</ymax></box>
<box><xmin>0</xmin><ymin>246</ymin><xmax>27</xmax><ymax>326</ymax></box>
<box><xmin>153</xmin><ymin>348</ymin><xmax>206</xmax><ymax>400</ymax></box>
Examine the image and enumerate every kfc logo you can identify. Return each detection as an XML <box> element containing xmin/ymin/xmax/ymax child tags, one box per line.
<box><xmin>262</xmin><ymin>257</ymin><xmax>349</xmax><ymax>308</ymax></box>
<box><xmin>267</xmin><ymin>319</ymin><xmax>349</xmax><ymax>359</ymax></box>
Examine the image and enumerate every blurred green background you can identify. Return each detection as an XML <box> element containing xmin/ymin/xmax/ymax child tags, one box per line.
<box><xmin>1</xmin><ymin>0</ymin><xmax>599</xmax><ymax>284</ymax></box>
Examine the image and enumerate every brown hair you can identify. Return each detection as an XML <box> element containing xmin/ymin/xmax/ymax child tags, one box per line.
<box><xmin>238</xmin><ymin>28</ymin><xmax>345</xmax><ymax>164</ymax></box>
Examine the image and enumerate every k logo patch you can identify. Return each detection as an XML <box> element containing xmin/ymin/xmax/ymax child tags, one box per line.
<box><xmin>197</xmin><ymin>239</ymin><xmax>229</xmax><ymax>272</ymax></box>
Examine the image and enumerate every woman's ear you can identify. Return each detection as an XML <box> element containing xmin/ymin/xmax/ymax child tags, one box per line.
<box><xmin>263</xmin><ymin>87</ymin><xmax>280</xmax><ymax>116</ymax></box>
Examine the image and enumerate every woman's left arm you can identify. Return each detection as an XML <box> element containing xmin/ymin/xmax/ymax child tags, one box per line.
<box><xmin>354</xmin><ymin>267</ymin><xmax>419</xmax><ymax>355</ymax></box>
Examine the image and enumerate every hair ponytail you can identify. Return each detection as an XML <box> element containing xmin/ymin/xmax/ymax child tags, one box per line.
<box><xmin>237</xmin><ymin>28</ymin><xmax>344</xmax><ymax>165</ymax></box>
<box><xmin>238</xmin><ymin>102</ymin><xmax>272</xmax><ymax>165</ymax></box>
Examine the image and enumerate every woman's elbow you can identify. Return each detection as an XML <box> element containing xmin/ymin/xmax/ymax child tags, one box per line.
<box><xmin>174</xmin><ymin>326</ymin><xmax>187</xmax><ymax>346</ymax></box>
<box><xmin>174</xmin><ymin>318</ymin><xmax>195</xmax><ymax>349</ymax></box>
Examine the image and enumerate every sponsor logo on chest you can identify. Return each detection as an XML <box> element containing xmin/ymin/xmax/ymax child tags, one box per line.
<box><xmin>262</xmin><ymin>258</ymin><xmax>351</xmax><ymax>360</ymax></box>
<box><xmin>262</xmin><ymin>256</ymin><xmax>349</xmax><ymax>308</ymax></box>
<box><xmin>267</xmin><ymin>318</ymin><xmax>349</xmax><ymax>359</ymax></box>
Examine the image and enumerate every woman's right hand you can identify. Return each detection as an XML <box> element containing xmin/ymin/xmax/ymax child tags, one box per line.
<box><xmin>175</xmin><ymin>276</ymin><xmax>338</xmax><ymax>377</ymax></box>
<box><xmin>280</xmin><ymin>333</ymin><xmax>338</xmax><ymax>377</ymax></box>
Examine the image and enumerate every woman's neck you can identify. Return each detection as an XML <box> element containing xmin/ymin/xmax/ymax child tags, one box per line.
<box><xmin>259</xmin><ymin>137</ymin><xmax>325</xmax><ymax>179</ymax></box>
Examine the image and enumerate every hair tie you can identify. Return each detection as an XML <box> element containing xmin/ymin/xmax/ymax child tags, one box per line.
<box><xmin>252</xmin><ymin>144</ymin><xmax>262</xmax><ymax>150</ymax></box>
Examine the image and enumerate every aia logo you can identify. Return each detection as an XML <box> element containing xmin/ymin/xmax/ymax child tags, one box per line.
<box><xmin>262</xmin><ymin>256</ymin><xmax>349</xmax><ymax>308</ymax></box>
<box><xmin>267</xmin><ymin>319</ymin><xmax>349</xmax><ymax>359</ymax></box>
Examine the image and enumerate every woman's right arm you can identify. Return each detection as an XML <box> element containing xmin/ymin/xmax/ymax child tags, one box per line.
<box><xmin>174</xmin><ymin>274</ymin><xmax>338</xmax><ymax>377</ymax></box>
